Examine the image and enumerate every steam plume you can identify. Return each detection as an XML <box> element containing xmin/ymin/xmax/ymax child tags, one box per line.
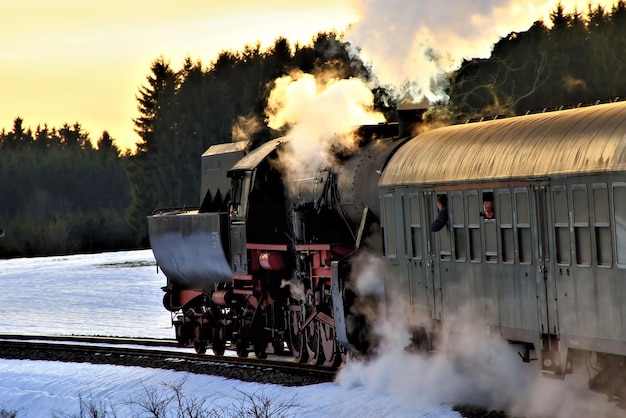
<box><xmin>344</xmin><ymin>0</ymin><xmax>620</xmax><ymax>103</ymax></box>
<box><xmin>265</xmin><ymin>71</ymin><xmax>384</xmax><ymax>189</ymax></box>
<box><xmin>338</xmin><ymin>264</ymin><xmax>623</xmax><ymax>417</ymax></box>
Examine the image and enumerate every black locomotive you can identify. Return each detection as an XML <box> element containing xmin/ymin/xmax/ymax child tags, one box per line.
<box><xmin>150</xmin><ymin>99</ymin><xmax>626</xmax><ymax>402</ymax></box>
<box><xmin>148</xmin><ymin>111</ymin><xmax>413</xmax><ymax>365</ymax></box>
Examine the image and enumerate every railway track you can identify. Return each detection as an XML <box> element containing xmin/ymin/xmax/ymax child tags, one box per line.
<box><xmin>0</xmin><ymin>335</ymin><xmax>567</xmax><ymax>417</ymax></box>
<box><xmin>0</xmin><ymin>334</ymin><xmax>337</xmax><ymax>386</ymax></box>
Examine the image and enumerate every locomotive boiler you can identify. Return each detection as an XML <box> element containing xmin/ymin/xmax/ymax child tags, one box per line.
<box><xmin>148</xmin><ymin>112</ymin><xmax>416</xmax><ymax>365</ymax></box>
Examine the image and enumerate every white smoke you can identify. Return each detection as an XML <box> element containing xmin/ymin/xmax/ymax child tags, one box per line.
<box><xmin>337</xmin><ymin>262</ymin><xmax>623</xmax><ymax>417</ymax></box>
<box><xmin>265</xmin><ymin>70</ymin><xmax>384</xmax><ymax>190</ymax></box>
<box><xmin>259</xmin><ymin>1</ymin><xmax>617</xmax><ymax>172</ymax></box>
<box><xmin>337</xmin><ymin>334</ymin><xmax>620</xmax><ymax>417</ymax></box>
<box><xmin>281</xmin><ymin>279</ymin><xmax>306</xmax><ymax>302</ymax></box>
<box><xmin>350</xmin><ymin>253</ymin><xmax>386</xmax><ymax>298</ymax></box>
<box><xmin>344</xmin><ymin>0</ymin><xmax>621</xmax><ymax>103</ymax></box>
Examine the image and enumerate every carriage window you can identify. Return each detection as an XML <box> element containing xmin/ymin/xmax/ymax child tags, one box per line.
<box><xmin>593</xmin><ymin>185</ymin><xmax>612</xmax><ymax>267</ymax></box>
<box><xmin>515</xmin><ymin>189</ymin><xmax>532</xmax><ymax>264</ymax></box>
<box><xmin>383</xmin><ymin>195</ymin><xmax>396</xmax><ymax>258</ymax></box>
<box><xmin>482</xmin><ymin>191</ymin><xmax>495</xmax><ymax>219</ymax></box>
<box><xmin>499</xmin><ymin>191</ymin><xmax>514</xmax><ymax>263</ymax></box>
<box><xmin>553</xmin><ymin>187</ymin><xmax>571</xmax><ymax>265</ymax></box>
<box><xmin>452</xmin><ymin>193</ymin><xmax>466</xmax><ymax>262</ymax></box>
<box><xmin>467</xmin><ymin>192</ymin><xmax>481</xmax><ymax>262</ymax></box>
<box><xmin>409</xmin><ymin>195</ymin><xmax>422</xmax><ymax>260</ymax></box>
<box><xmin>613</xmin><ymin>184</ymin><xmax>626</xmax><ymax>265</ymax></box>
<box><xmin>483</xmin><ymin>191</ymin><xmax>497</xmax><ymax>263</ymax></box>
<box><xmin>572</xmin><ymin>186</ymin><xmax>591</xmax><ymax>266</ymax></box>
<box><xmin>437</xmin><ymin>193</ymin><xmax>452</xmax><ymax>261</ymax></box>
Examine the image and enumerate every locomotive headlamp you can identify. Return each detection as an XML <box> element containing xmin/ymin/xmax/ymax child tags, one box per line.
<box><xmin>259</xmin><ymin>252</ymin><xmax>284</xmax><ymax>270</ymax></box>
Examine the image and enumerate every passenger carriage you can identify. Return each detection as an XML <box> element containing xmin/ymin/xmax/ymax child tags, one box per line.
<box><xmin>379</xmin><ymin>101</ymin><xmax>626</xmax><ymax>392</ymax></box>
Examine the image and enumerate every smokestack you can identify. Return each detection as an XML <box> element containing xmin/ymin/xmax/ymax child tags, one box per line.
<box><xmin>397</xmin><ymin>107</ymin><xmax>426</xmax><ymax>138</ymax></box>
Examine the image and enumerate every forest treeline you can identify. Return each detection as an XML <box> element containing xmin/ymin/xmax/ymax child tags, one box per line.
<box><xmin>448</xmin><ymin>2</ymin><xmax>626</xmax><ymax>118</ymax></box>
<box><xmin>1</xmin><ymin>1</ymin><xmax>626</xmax><ymax>258</ymax></box>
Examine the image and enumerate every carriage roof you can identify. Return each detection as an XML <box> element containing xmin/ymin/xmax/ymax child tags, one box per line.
<box><xmin>379</xmin><ymin>101</ymin><xmax>626</xmax><ymax>187</ymax></box>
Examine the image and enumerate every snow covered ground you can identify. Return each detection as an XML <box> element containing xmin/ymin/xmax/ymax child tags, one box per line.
<box><xmin>0</xmin><ymin>250</ymin><xmax>623</xmax><ymax>417</ymax></box>
<box><xmin>0</xmin><ymin>250</ymin><xmax>459</xmax><ymax>417</ymax></box>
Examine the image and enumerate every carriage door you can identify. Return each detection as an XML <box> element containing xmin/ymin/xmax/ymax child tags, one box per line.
<box><xmin>381</xmin><ymin>189</ymin><xmax>410</xmax><ymax>305</ymax></box>
<box><xmin>406</xmin><ymin>192</ymin><xmax>430</xmax><ymax>320</ymax></box>
<box><xmin>534</xmin><ymin>182</ymin><xmax>563</xmax><ymax>375</ymax></box>
<box><xmin>394</xmin><ymin>187</ymin><xmax>411</xmax><ymax>307</ymax></box>
<box><xmin>425</xmin><ymin>190</ymin><xmax>445</xmax><ymax>322</ymax></box>
<box><xmin>536</xmin><ymin>183</ymin><xmax>559</xmax><ymax>337</ymax></box>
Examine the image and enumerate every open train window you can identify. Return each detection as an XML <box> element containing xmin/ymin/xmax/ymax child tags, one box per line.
<box><xmin>436</xmin><ymin>193</ymin><xmax>451</xmax><ymax>261</ymax></box>
<box><xmin>481</xmin><ymin>192</ymin><xmax>495</xmax><ymax>219</ymax></box>
<box><xmin>613</xmin><ymin>183</ymin><xmax>626</xmax><ymax>266</ymax></box>
<box><xmin>483</xmin><ymin>191</ymin><xmax>497</xmax><ymax>263</ymax></box>
<box><xmin>553</xmin><ymin>186</ymin><xmax>571</xmax><ymax>265</ymax></box>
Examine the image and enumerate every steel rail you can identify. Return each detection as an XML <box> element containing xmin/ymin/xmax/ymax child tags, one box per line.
<box><xmin>0</xmin><ymin>335</ymin><xmax>337</xmax><ymax>386</ymax></box>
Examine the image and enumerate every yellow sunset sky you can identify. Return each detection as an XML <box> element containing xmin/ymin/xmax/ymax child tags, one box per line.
<box><xmin>0</xmin><ymin>0</ymin><xmax>619</xmax><ymax>152</ymax></box>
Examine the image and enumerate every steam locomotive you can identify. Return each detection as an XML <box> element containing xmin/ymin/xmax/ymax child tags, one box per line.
<box><xmin>149</xmin><ymin>99</ymin><xmax>626</xmax><ymax>401</ymax></box>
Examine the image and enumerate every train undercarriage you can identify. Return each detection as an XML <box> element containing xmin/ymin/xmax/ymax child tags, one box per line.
<box><xmin>163</xmin><ymin>284</ymin><xmax>290</xmax><ymax>359</ymax></box>
<box><xmin>161</xmin><ymin>244</ymin><xmax>354</xmax><ymax>367</ymax></box>
<box><xmin>163</xmin><ymin>289</ymin><xmax>347</xmax><ymax>367</ymax></box>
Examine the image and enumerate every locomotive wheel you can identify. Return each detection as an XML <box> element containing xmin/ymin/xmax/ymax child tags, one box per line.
<box><xmin>175</xmin><ymin>321</ymin><xmax>193</xmax><ymax>346</ymax></box>
<box><xmin>193</xmin><ymin>341</ymin><xmax>207</xmax><ymax>355</ymax></box>
<box><xmin>272</xmin><ymin>341</ymin><xmax>286</xmax><ymax>355</ymax></box>
<box><xmin>212</xmin><ymin>324</ymin><xmax>225</xmax><ymax>356</ymax></box>
<box><xmin>288</xmin><ymin>306</ymin><xmax>308</xmax><ymax>363</ymax></box>
<box><xmin>319</xmin><ymin>321</ymin><xmax>342</xmax><ymax>367</ymax></box>
<box><xmin>192</xmin><ymin>321</ymin><xmax>207</xmax><ymax>355</ymax></box>
<box><xmin>236</xmin><ymin>341</ymin><xmax>249</xmax><ymax>358</ymax></box>
<box><xmin>254</xmin><ymin>342</ymin><xmax>268</xmax><ymax>360</ymax></box>
<box><xmin>293</xmin><ymin>332</ymin><xmax>309</xmax><ymax>363</ymax></box>
<box><xmin>305</xmin><ymin>321</ymin><xmax>324</xmax><ymax>365</ymax></box>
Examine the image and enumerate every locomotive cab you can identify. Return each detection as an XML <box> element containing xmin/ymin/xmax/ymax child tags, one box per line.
<box><xmin>225</xmin><ymin>139</ymin><xmax>294</xmax><ymax>358</ymax></box>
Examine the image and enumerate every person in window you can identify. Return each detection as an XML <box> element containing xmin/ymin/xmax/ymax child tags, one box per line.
<box><xmin>431</xmin><ymin>195</ymin><xmax>448</xmax><ymax>232</ymax></box>
<box><xmin>482</xmin><ymin>200</ymin><xmax>495</xmax><ymax>219</ymax></box>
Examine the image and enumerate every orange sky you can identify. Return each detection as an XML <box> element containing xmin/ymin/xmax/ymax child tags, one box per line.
<box><xmin>0</xmin><ymin>0</ymin><xmax>619</xmax><ymax>152</ymax></box>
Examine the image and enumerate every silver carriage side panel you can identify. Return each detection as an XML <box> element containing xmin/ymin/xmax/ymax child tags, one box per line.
<box><xmin>551</xmin><ymin>173</ymin><xmax>626</xmax><ymax>354</ymax></box>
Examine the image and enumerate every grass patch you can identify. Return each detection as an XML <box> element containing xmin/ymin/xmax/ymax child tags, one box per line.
<box><xmin>42</xmin><ymin>376</ymin><xmax>300</xmax><ymax>418</ymax></box>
